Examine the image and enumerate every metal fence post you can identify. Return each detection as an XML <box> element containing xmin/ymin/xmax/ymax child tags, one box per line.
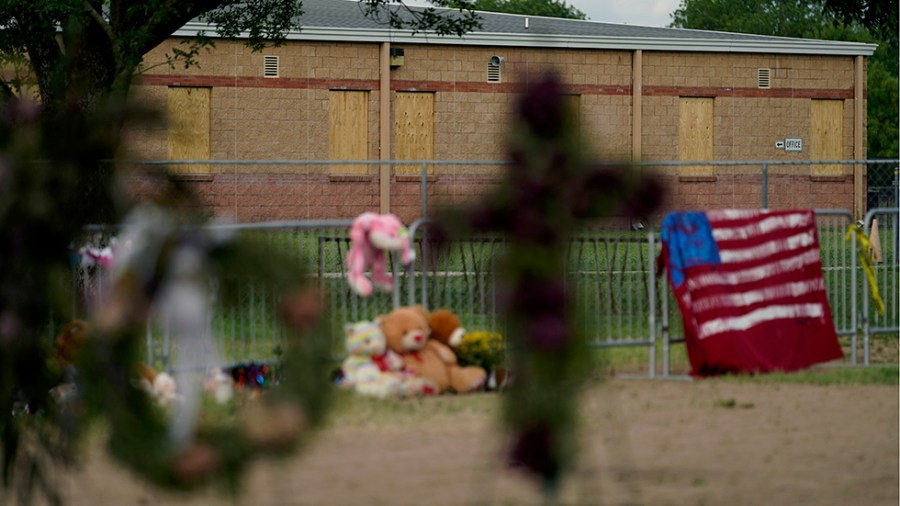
<box><xmin>406</xmin><ymin>219</ymin><xmax>430</xmax><ymax>310</ymax></box>
<box><xmin>862</xmin><ymin>207</ymin><xmax>900</xmax><ymax>365</ymax></box>
<box><xmin>392</xmin><ymin>253</ymin><xmax>401</xmax><ymax>309</ymax></box>
<box><xmin>647</xmin><ymin>229</ymin><xmax>656</xmax><ymax>378</ymax></box>
<box><xmin>661</xmin><ymin>273</ymin><xmax>670</xmax><ymax>378</ymax></box>
<box><xmin>850</xmin><ymin>230</ymin><xmax>858</xmax><ymax>365</ymax></box>
<box><xmin>421</xmin><ymin>162</ymin><xmax>428</xmax><ymax>218</ymax></box>
<box><xmin>860</xmin><ymin>230</ymin><xmax>869</xmax><ymax>366</ymax></box>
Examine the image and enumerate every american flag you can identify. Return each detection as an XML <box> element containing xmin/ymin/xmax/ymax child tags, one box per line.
<box><xmin>660</xmin><ymin>209</ymin><xmax>843</xmax><ymax>376</ymax></box>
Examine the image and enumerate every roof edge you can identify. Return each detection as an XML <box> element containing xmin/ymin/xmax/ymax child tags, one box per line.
<box><xmin>172</xmin><ymin>23</ymin><xmax>877</xmax><ymax>56</ymax></box>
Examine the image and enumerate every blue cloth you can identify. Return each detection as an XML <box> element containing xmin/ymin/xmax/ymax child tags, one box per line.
<box><xmin>660</xmin><ymin>212</ymin><xmax>721</xmax><ymax>288</ymax></box>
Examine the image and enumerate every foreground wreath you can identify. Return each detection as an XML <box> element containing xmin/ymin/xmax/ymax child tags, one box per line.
<box><xmin>74</xmin><ymin>205</ymin><xmax>333</xmax><ymax>492</ymax></box>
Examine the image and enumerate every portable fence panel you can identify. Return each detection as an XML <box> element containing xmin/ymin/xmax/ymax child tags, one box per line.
<box><xmin>317</xmin><ymin>234</ymin><xmax>402</xmax><ymax>352</ymax></box>
<box><xmin>567</xmin><ymin>227</ymin><xmax>657</xmax><ymax>377</ymax></box>
<box><xmin>71</xmin><ymin>206</ymin><xmax>892</xmax><ymax>375</ymax></box>
<box><xmin>863</xmin><ymin>208</ymin><xmax>900</xmax><ymax>364</ymax></box>
<box><xmin>407</xmin><ymin>222</ymin><xmax>658</xmax><ymax>377</ymax></box>
<box><xmin>72</xmin><ymin>221</ymin><xmax>371</xmax><ymax>369</ymax></box>
<box><xmin>568</xmin><ymin>229</ymin><xmax>655</xmax><ymax>348</ymax></box>
<box><xmin>206</xmin><ymin>223</ymin><xmax>357</xmax><ymax>368</ymax></box>
<box><xmin>657</xmin><ymin>240</ymin><xmax>686</xmax><ymax>377</ymax></box>
<box><xmin>407</xmin><ymin>221</ymin><xmax>505</xmax><ymax>334</ymax></box>
<box><xmin>202</xmin><ymin>221</ymin><xmax>410</xmax><ymax>366</ymax></box>
<box><xmin>814</xmin><ymin>210</ymin><xmax>856</xmax><ymax>337</ymax></box>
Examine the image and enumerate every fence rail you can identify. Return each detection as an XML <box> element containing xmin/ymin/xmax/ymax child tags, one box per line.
<box><xmin>117</xmin><ymin>159</ymin><xmax>898</xmax><ymax>223</ymax></box>
<box><xmin>74</xmin><ymin>207</ymin><xmax>899</xmax><ymax>377</ymax></box>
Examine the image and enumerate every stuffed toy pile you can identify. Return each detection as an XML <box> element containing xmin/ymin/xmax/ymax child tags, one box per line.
<box><xmin>339</xmin><ymin>320</ymin><xmax>435</xmax><ymax>398</ymax></box>
<box><xmin>377</xmin><ymin>306</ymin><xmax>486</xmax><ymax>394</ymax></box>
<box><xmin>346</xmin><ymin>212</ymin><xmax>415</xmax><ymax>297</ymax></box>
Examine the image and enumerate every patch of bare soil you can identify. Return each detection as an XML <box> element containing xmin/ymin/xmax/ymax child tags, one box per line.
<box><xmin>14</xmin><ymin>379</ymin><xmax>899</xmax><ymax>506</ymax></box>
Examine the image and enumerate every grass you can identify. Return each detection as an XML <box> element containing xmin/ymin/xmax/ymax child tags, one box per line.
<box><xmin>721</xmin><ymin>364</ymin><xmax>899</xmax><ymax>386</ymax></box>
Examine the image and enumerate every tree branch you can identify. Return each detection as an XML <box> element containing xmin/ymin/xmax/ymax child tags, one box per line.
<box><xmin>0</xmin><ymin>80</ymin><xmax>15</xmax><ymax>103</ymax></box>
<box><xmin>83</xmin><ymin>0</ymin><xmax>115</xmax><ymax>43</ymax></box>
<box><xmin>115</xmin><ymin>0</ymin><xmax>223</xmax><ymax>58</ymax></box>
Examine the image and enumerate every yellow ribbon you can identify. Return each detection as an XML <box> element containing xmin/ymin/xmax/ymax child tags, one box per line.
<box><xmin>844</xmin><ymin>224</ymin><xmax>885</xmax><ymax>315</ymax></box>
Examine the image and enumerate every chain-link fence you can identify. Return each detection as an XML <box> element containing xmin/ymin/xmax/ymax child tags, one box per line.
<box><xmin>867</xmin><ymin>164</ymin><xmax>899</xmax><ymax>209</ymax></box>
<box><xmin>116</xmin><ymin>159</ymin><xmax>899</xmax><ymax>224</ymax></box>
<box><xmin>73</xmin><ymin>221</ymin><xmax>361</xmax><ymax>369</ymax></box>
<box><xmin>862</xmin><ymin>207</ymin><xmax>900</xmax><ymax>364</ymax></box>
<box><xmin>72</xmin><ymin>209</ymin><xmax>898</xmax><ymax>377</ymax></box>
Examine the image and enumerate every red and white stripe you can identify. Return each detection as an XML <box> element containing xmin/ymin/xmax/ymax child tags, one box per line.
<box><xmin>689</xmin><ymin>210</ymin><xmax>828</xmax><ymax>341</ymax></box>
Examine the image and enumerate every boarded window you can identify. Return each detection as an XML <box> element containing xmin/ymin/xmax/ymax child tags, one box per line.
<box><xmin>810</xmin><ymin>99</ymin><xmax>844</xmax><ymax>176</ymax></box>
<box><xmin>394</xmin><ymin>92</ymin><xmax>434</xmax><ymax>176</ymax></box>
<box><xmin>328</xmin><ymin>90</ymin><xmax>369</xmax><ymax>175</ymax></box>
<box><xmin>678</xmin><ymin>97</ymin><xmax>714</xmax><ymax>177</ymax></box>
<box><xmin>562</xmin><ymin>94</ymin><xmax>581</xmax><ymax>136</ymax></box>
<box><xmin>167</xmin><ymin>87</ymin><xmax>210</xmax><ymax>174</ymax></box>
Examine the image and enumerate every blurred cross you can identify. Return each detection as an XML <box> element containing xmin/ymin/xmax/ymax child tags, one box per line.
<box><xmin>437</xmin><ymin>71</ymin><xmax>663</xmax><ymax>493</ymax></box>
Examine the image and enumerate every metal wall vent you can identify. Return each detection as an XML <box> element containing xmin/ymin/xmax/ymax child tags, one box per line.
<box><xmin>264</xmin><ymin>55</ymin><xmax>279</xmax><ymax>78</ymax></box>
<box><xmin>757</xmin><ymin>68</ymin><xmax>771</xmax><ymax>89</ymax></box>
<box><xmin>487</xmin><ymin>62</ymin><xmax>501</xmax><ymax>83</ymax></box>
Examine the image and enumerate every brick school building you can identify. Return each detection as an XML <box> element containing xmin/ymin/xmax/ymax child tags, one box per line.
<box><xmin>122</xmin><ymin>0</ymin><xmax>876</xmax><ymax>223</ymax></box>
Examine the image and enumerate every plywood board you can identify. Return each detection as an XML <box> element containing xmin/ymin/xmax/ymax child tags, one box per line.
<box><xmin>167</xmin><ymin>87</ymin><xmax>210</xmax><ymax>174</ymax></box>
<box><xmin>810</xmin><ymin>99</ymin><xmax>844</xmax><ymax>176</ymax></box>
<box><xmin>562</xmin><ymin>94</ymin><xmax>582</xmax><ymax>135</ymax></box>
<box><xmin>328</xmin><ymin>90</ymin><xmax>369</xmax><ymax>175</ymax></box>
<box><xmin>394</xmin><ymin>92</ymin><xmax>434</xmax><ymax>176</ymax></box>
<box><xmin>678</xmin><ymin>97</ymin><xmax>714</xmax><ymax>176</ymax></box>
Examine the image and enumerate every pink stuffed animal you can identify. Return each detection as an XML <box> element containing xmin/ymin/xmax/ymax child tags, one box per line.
<box><xmin>346</xmin><ymin>212</ymin><xmax>415</xmax><ymax>297</ymax></box>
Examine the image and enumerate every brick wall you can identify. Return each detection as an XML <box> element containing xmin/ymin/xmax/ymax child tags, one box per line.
<box><xmin>121</xmin><ymin>38</ymin><xmax>863</xmax><ymax>223</ymax></box>
<box><xmin>659</xmin><ymin>173</ymin><xmax>854</xmax><ymax>213</ymax></box>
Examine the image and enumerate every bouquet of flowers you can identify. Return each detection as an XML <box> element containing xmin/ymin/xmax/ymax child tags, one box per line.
<box><xmin>455</xmin><ymin>331</ymin><xmax>505</xmax><ymax>371</ymax></box>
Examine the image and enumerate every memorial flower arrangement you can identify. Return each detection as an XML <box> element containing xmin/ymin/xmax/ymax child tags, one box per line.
<box><xmin>455</xmin><ymin>330</ymin><xmax>505</xmax><ymax>371</ymax></box>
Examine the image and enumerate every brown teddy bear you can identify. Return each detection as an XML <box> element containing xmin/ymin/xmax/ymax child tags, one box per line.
<box><xmin>378</xmin><ymin>306</ymin><xmax>486</xmax><ymax>394</ymax></box>
<box><xmin>427</xmin><ymin>308</ymin><xmax>467</xmax><ymax>348</ymax></box>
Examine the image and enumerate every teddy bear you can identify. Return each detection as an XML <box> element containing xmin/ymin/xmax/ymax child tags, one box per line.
<box><xmin>428</xmin><ymin>308</ymin><xmax>467</xmax><ymax>348</ymax></box>
<box><xmin>346</xmin><ymin>212</ymin><xmax>416</xmax><ymax>297</ymax></box>
<box><xmin>427</xmin><ymin>308</ymin><xmax>514</xmax><ymax>389</ymax></box>
<box><xmin>378</xmin><ymin>306</ymin><xmax>486</xmax><ymax>394</ymax></box>
<box><xmin>340</xmin><ymin>320</ymin><xmax>435</xmax><ymax>398</ymax></box>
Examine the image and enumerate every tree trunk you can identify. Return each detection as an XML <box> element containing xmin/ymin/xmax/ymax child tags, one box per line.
<box><xmin>30</xmin><ymin>12</ymin><xmax>140</xmax><ymax>226</ymax></box>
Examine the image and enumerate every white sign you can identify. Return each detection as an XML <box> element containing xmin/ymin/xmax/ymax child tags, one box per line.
<box><xmin>784</xmin><ymin>138</ymin><xmax>803</xmax><ymax>152</ymax></box>
<box><xmin>774</xmin><ymin>141</ymin><xmax>785</xmax><ymax>149</ymax></box>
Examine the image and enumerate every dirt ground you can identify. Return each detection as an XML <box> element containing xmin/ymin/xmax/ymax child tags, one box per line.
<box><xmin>11</xmin><ymin>378</ymin><xmax>899</xmax><ymax>506</ymax></box>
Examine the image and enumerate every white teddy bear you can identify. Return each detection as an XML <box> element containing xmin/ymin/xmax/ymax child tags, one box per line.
<box><xmin>340</xmin><ymin>321</ymin><xmax>434</xmax><ymax>398</ymax></box>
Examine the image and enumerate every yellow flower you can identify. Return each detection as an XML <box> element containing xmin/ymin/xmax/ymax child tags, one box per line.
<box><xmin>457</xmin><ymin>331</ymin><xmax>505</xmax><ymax>369</ymax></box>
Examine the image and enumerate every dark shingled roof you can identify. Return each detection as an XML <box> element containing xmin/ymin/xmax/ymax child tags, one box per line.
<box><xmin>177</xmin><ymin>0</ymin><xmax>875</xmax><ymax>55</ymax></box>
<box><xmin>295</xmin><ymin>0</ymin><xmax>811</xmax><ymax>43</ymax></box>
